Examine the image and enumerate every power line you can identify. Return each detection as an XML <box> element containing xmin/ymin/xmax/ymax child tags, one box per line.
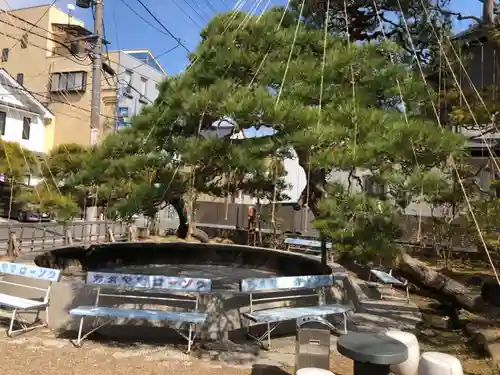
<box><xmin>0</xmin><ymin>27</ymin><xmax>91</xmax><ymax>66</ymax></box>
<box><xmin>119</xmin><ymin>0</ymin><xmax>181</xmax><ymax>38</ymax></box>
<box><xmin>9</xmin><ymin>0</ymin><xmax>57</xmax><ymax>50</ymax></box>
<box><xmin>133</xmin><ymin>0</ymin><xmax>192</xmax><ymax>51</ymax></box>
<box><xmin>3</xmin><ymin>80</ymin><xmax>117</xmax><ymax>120</ymax></box>
<box><xmin>202</xmin><ymin>0</ymin><xmax>218</xmax><ymax>14</ymax></box>
<box><xmin>0</xmin><ymin>17</ymin><xmax>90</xmax><ymax>63</ymax></box>
<box><xmin>181</xmin><ymin>0</ymin><xmax>210</xmax><ymax>22</ymax></box>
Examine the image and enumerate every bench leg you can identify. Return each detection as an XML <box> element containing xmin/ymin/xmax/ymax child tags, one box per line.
<box><xmin>187</xmin><ymin>323</ymin><xmax>194</xmax><ymax>354</ymax></box>
<box><xmin>73</xmin><ymin>317</ymin><xmax>112</xmax><ymax>347</ymax></box>
<box><xmin>7</xmin><ymin>309</ymin><xmax>16</xmax><ymax>337</ymax></box>
<box><xmin>342</xmin><ymin>312</ymin><xmax>347</xmax><ymax>334</ymax></box>
<box><xmin>247</xmin><ymin>321</ymin><xmax>281</xmax><ymax>350</ymax></box>
<box><xmin>6</xmin><ymin>308</ymin><xmax>47</xmax><ymax>337</ymax></box>
<box><xmin>76</xmin><ymin>317</ymin><xmax>85</xmax><ymax>347</ymax></box>
<box><xmin>172</xmin><ymin>323</ymin><xmax>197</xmax><ymax>354</ymax></box>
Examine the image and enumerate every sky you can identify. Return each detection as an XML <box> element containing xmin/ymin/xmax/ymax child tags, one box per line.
<box><xmin>7</xmin><ymin>0</ymin><xmax>484</xmax><ymax>75</ymax></box>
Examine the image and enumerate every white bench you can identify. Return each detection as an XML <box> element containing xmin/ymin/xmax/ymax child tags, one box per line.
<box><xmin>284</xmin><ymin>237</ymin><xmax>333</xmax><ymax>255</ymax></box>
<box><xmin>240</xmin><ymin>274</ymin><xmax>352</xmax><ymax>349</ymax></box>
<box><xmin>369</xmin><ymin>269</ymin><xmax>410</xmax><ymax>303</ymax></box>
<box><xmin>0</xmin><ymin>261</ymin><xmax>61</xmax><ymax>336</ymax></box>
<box><xmin>70</xmin><ymin>271</ymin><xmax>212</xmax><ymax>353</ymax></box>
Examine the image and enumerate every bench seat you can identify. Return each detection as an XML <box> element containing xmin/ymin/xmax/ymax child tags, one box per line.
<box><xmin>243</xmin><ymin>304</ymin><xmax>350</xmax><ymax>323</ymax></box>
<box><xmin>0</xmin><ymin>293</ymin><xmax>47</xmax><ymax>310</ymax></box>
<box><xmin>370</xmin><ymin>270</ymin><xmax>404</xmax><ymax>285</ymax></box>
<box><xmin>70</xmin><ymin>306</ymin><xmax>208</xmax><ymax>324</ymax></box>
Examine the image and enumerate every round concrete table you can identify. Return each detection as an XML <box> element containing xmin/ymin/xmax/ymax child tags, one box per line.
<box><xmin>337</xmin><ymin>332</ymin><xmax>408</xmax><ymax>375</ymax></box>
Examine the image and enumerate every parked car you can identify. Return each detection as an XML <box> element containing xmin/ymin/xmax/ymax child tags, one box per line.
<box><xmin>13</xmin><ymin>203</ymin><xmax>52</xmax><ymax>222</ymax></box>
<box><xmin>0</xmin><ymin>182</ymin><xmax>52</xmax><ymax>222</ymax></box>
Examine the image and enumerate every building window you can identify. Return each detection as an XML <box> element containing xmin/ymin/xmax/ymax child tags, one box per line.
<box><xmin>22</xmin><ymin>117</ymin><xmax>30</xmax><ymax>140</ymax></box>
<box><xmin>1</xmin><ymin>48</ymin><xmax>8</xmax><ymax>62</ymax></box>
<box><xmin>139</xmin><ymin>77</ymin><xmax>147</xmax><ymax>96</ymax></box>
<box><xmin>124</xmin><ymin>70</ymin><xmax>132</xmax><ymax>85</ymax></box>
<box><xmin>16</xmin><ymin>73</ymin><xmax>24</xmax><ymax>85</ymax></box>
<box><xmin>123</xmin><ymin>70</ymin><xmax>133</xmax><ymax>96</ymax></box>
<box><xmin>0</xmin><ymin>111</ymin><xmax>5</xmax><ymax>135</ymax></box>
<box><xmin>50</xmin><ymin>71</ymin><xmax>86</xmax><ymax>92</ymax></box>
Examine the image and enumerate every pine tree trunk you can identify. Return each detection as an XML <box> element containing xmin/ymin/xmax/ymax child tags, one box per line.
<box><xmin>169</xmin><ymin>197</ymin><xmax>189</xmax><ymax>239</ymax></box>
<box><xmin>398</xmin><ymin>250</ymin><xmax>482</xmax><ymax>311</ymax></box>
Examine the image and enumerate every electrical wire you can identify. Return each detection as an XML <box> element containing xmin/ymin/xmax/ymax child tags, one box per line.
<box><xmin>133</xmin><ymin>0</ymin><xmax>192</xmax><ymax>51</ymax></box>
<box><xmin>0</xmin><ymin>13</ymin><xmax>88</xmax><ymax>62</ymax></box>
<box><xmin>183</xmin><ymin>0</ymin><xmax>211</xmax><ymax>22</ymax></box>
<box><xmin>9</xmin><ymin>0</ymin><xmax>56</xmax><ymax>50</ymax></box>
<box><xmin>0</xmin><ymin>25</ymin><xmax>91</xmax><ymax>66</ymax></box>
<box><xmin>118</xmin><ymin>0</ymin><xmax>184</xmax><ymax>38</ymax></box>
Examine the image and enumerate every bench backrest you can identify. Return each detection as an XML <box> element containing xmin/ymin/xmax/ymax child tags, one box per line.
<box><xmin>240</xmin><ymin>274</ymin><xmax>334</xmax><ymax>312</ymax></box>
<box><xmin>0</xmin><ymin>262</ymin><xmax>60</xmax><ymax>282</ymax></box>
<box><xmin>86</xmin><ymin>271</ymin><xmax>212</xmax><ymax>311</ymax></box>
<box><xmin>0</xmin><ymin>262</ymin><xmax>61</xmax><ymax>303</ymax></box>
<box><xmin>86</xmin><ymin>271</ymin><xmax>212</xmax><ymax>292</ymax></box>
<box><xmin>284</xmin><ymin>237</ymin><xmax>332</xmax><ymax>249</ymax></box>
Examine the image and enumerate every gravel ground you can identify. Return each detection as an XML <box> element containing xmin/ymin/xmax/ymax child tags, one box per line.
<box><xmin>0</xmin><ymin>329</ymin><xmax>356</xmax><ymax>375</ymax></box>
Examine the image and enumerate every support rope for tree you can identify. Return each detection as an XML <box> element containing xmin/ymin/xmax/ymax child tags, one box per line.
<box><xmin>396</xmin><ymin>0</ymin><xmax>500</xmax><ymax>285</ymax></box>
<box><xmin>446</xmin><ymin>38</ymin><xmax>500</xmax><ymax>149</ymax></box>
<box><xmin>303</xmin><ymin>0</ymin><xmax>330</xmax><ymax>232</ymax></box>
<box><xmin>271</xmin><ymin>0</ymin><xmax>306</xmax><ymax>229</ymax></box>
<box><xmin>221</xmin><ymin>0</ymin><xmax>288</xmax><ymax>219</ymax></box>
<box><xmin>371</xmin><ymin>1</ymin><xmax>424</xmax><ymax>244</ymax></box>
<box><xmin>415</xmin><ymin>0</ymin><xmax>500</xmax><ymax>177</ymax></box>
<box><xmin>343</xmin><ymin>0</ymin><xmax>357</xmax><ymax>159</ymax></box>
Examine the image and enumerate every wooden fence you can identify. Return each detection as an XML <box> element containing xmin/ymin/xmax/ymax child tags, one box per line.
<box><xmin>0</xmin><ymin>220</ymin><xmax>128</xmax><ymax>255</ymax></box>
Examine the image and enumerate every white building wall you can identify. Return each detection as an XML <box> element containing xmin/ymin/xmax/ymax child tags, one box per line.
<box><xmin>0</xmin><ymin>81</ymin><xmax>46</xmax><ymax>154</ymax></box>
<box><xmin>1</xmin><ymin>107</ymin><xmax>46</xmax><ymax>154</ymax></box>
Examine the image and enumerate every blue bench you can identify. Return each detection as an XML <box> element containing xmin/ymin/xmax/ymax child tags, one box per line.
<box><xmin>70</xmin><ymin>272</ymin><xmax>212</xmax><ymax>353</ymax></box>
<box><xmin>284</xmin><ymin>237</ymin><xmax>332</xmax><ymax>255</ymax></box>
<box><xmin>369</xmin><ymin>269</ymin><xmax>410</xmax><ymax>303</ymax></box>
<box><xmin>240</xmin><ymin>274</ymin><xmax>352</xmax><ymax>349</ymax></box>
<box><xmin>0</xmin><ymin>261</ymin><xmax>61</xmax><ymax>336</ymax></box>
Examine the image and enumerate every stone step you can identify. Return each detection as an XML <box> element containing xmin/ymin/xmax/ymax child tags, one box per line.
<box><xmin>349</xmin><ymin>312</ymin><xmax>421</xmax><ymax>332</ymax></box>
<box><xmin>358</xmin><ymin>299</ymin><xmax>421</xmax><ymax>313</ymax></box>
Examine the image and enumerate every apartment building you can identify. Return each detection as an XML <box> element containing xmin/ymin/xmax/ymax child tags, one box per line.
<box><xmin>105</xmin><ymin>50</ymin><xmax>165</xmax><ymax>129</ymax></box>
<box><xmin>0</xmin><ymin>5</ymin><xmax>166</xmax><ymax>149</ymax></box>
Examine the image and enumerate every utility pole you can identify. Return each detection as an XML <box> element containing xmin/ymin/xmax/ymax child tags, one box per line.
<box><xmin>90</xmin><ymin>0</ymin><xmax>103</xmax><ymax>144</ymax></box>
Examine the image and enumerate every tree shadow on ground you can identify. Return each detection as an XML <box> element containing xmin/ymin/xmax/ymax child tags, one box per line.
<box><xmin>251</xmin><ymin>365</ymin><xmax>290</xmax><ymax>375</ymax></box>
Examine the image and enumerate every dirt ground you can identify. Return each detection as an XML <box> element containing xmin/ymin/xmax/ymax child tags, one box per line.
<box><xmin>409</xmin><ymin>293</ymin><xmax>496</xmax><ymax>375</ymax></box>
<box><xmin>346</xmin><ymin>260</ymin><xmax>496</xmax><ymax>375</ymax></box>
<box><xmin>0</xmin><ymin>329</ymin><xmax>356</xmax><ymax>375</ymax></box>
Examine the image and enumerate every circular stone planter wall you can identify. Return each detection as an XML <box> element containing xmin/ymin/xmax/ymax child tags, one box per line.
<box><xmin>29</xmin><ymin>242</ymin><xmax>340</xmax><ymax>343</ymax></box>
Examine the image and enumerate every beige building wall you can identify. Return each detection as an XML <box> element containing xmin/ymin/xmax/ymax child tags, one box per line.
<box><xmin>0</xmin><ymin>5</ymin><xmax>113</xmax><ymax>151</ymax></box>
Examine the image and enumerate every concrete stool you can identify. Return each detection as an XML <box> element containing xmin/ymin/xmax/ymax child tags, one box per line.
<box><xmin>384</xmin><ymin>330</ymin><xmax>419</xmax><ymax>375</ymax></box>
<box><xmin>418</xmin><ymin>352</ymin><xmax>463</xmax><ymax>375</ymax></box>
<box><xmin>295</xmin><ymin>368</ymin><xmax>335</xmax><ymax>375</ymax></box>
